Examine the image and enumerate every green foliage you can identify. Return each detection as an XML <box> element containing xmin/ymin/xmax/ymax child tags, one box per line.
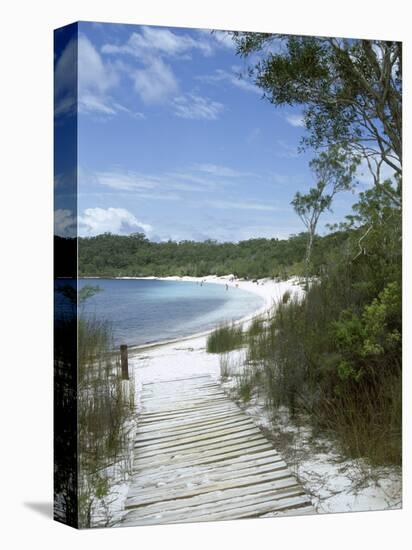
<box><xmin>231</xmin><ymin>33</ymin><xmax>402</xmax><ymax>190</ymax></box>
<box><xmin>292</xmin><ymin>146</ymin><xmax>360</xmax><ymax>279</ymax></box>
<box><xmin>227</xmin><ymin>187</ymin><xmax>401</xmax><ymax>465</ymax></box>
<box><xmin>78</xmin><ymin>231</ymin><xmax>347</xmax><ymax>280</ymax></box>
<box><xmin>206</xmin><ymin>323</ymin><xmax>244</xmax><ymax>354</ymax></box>
<box><xmin>334</xmin><ymin>281</ymin><xmax>401</xmax><ymax>382</ymax></box>
<box><xmin>78</xmin><ymin>314</ymin><xmax>135</xmax><ymax>528</ymax></box>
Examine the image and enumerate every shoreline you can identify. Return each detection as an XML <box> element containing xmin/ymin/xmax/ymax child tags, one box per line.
<box><xmin>110</xmin><ymin>274</ymin><xmax>303</xmax><ymax>351</ymax></box>
<box><xmin>83</xmin><ymin>274</ymin><xmax>303</xmax><ymax>351</ymax></box>
<box><xmin>127</xmin><ymin>276</ymin><xmax>304</xmax><ymax>386</ymax></box>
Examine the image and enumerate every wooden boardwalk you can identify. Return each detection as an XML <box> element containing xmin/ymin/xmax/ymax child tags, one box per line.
<box><xmin>121</xmin><ymin>375</ymin><xmax>313</xmax><ymax>526</ymax></box>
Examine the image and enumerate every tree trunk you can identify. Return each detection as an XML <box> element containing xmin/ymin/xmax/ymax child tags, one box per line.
<box><xmin>304</xmin><ymin>230</ymin><xmax>314</xmax><ymax>286</ymax></box>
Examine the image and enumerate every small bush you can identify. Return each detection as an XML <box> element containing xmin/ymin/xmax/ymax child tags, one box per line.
<box><xmin>206</xmin><ymin>322</ymin><xmax>244</xmax><ymax>353</ymax></box>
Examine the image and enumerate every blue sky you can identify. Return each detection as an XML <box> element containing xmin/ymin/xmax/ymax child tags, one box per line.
<box><xmin>54</xmin><ymin>22</ymin><xmax>375</xmax><ymax>242</ymax></box>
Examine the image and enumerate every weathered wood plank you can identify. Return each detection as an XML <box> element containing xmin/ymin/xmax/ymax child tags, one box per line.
<box><xmin>132</xmin><ymin>442</ymin><xmax>275</xmax><ymax>474</ymax></box>
<box><xmin>123</xmin><ymin>479</ymin><xmax>307</xmax><ymax>524</ymax></box>
<box><xmin>132</xmin><ymin>437</ymin><xmax>272</xmax><ymax>470</ymax></box>
<box><xmin>134</xmin><ymin>424</ymin><xmax>262</xmax><ymax>452</ymax></box>
<box><xmin>124</xmin><ymin>491</ymin><xmax>309</xmax><ymax>526</ymax></box>
<box><xmin>139</xmin><ymin>402</ymin><xmax>239</xmax><ymax>420</ymax></box>
<box><xmin>131</xmin><ymin>459</ymin><xmax>288</xmax><ymax>494</ymax></box>
<box><xmin>120</xmin><ymin>374</ymin><xmax>314</xmax><ymax>526</ymax></box>
<box><xmin>125</xmin><ymin>467</ymin><xmax>295</xmax><ymax>508</ymax></box>
<box><xmin>135</xmin><ymin>415</ymin><xmax>254</xmax><ymax>440</ymax></box>
<box><xmin>130</xmin><ymin>450</ymin><xmax>283</xmax><ymax>483</ymax></box>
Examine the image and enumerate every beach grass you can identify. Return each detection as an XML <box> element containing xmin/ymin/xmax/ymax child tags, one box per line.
<box><xmin>78</xmin><ymin>315</ymin><xmax>135</xmax><ymax>527</ymax></box>
<box><xmin>206</xmin><ymin>322</ymin><xmax>244</xmax><ymax>353</ymax></box>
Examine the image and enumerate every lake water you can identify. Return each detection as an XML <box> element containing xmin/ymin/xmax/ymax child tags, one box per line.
<box><xmin>76</xmin><ymin>278</ymin><xmax>263</xmax><ymax>346</ymax></box>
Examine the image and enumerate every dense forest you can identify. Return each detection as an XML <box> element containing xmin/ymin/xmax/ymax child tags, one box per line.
<box><xmin>78</xmin><ymin>230</ymin><xmax>349</xmax><ymax>279</ymax></box>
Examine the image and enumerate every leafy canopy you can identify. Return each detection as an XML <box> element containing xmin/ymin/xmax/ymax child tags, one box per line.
<box><xmin>231</xmin><ymin>33</ymin><xmax>402</xmax><ymax>203</ymax></box>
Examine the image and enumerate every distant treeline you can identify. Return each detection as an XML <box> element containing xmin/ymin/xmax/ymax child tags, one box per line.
<box><xmin>74</xmin><ymin>231</ymin><xmax>350</xmax><ymax>279</ymax></box>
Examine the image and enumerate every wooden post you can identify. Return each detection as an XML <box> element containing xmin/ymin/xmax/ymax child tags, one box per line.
<box><xmin>120</xmin><ymin>344</ymin><xmax>129</xmax><ymax>380</ymax></box>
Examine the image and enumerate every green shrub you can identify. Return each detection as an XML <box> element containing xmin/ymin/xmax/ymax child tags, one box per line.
<box><xmin>206</xmin><ymin>322</ymin><xmax>244</xmax><ymax>353</ymax></box>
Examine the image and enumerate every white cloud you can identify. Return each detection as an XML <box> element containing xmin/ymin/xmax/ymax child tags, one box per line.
<box><xmin>285</xmin><ymin>113</ymin><xmax>305</xmax><ymax>127</ymax></box>
<box><xmin>197</xmin><ymin>68</ymin><xmax>259</xmax><ymax>94</ymax></box>
<box><xmin>84</xmin><ymin>167</ymin><xmax>219</xmax><ymax>197</ymax></box>
<box><xmin>94</xmin><ymin>170</ymin><xmax>159</xmax><ymax>191</ymax></box>
<box><xmin>101</xmin><ymin>27</ymin><xmax>234</xmax><ymax>109</ymax></box>
<box><xmin>102</xmin><ymin>26</ymin><xmax>214</xmax><ymax>60</ymax></box>
<box><xmin>133</xmin><ymin>58</ymin><xmax>178</xmax><ymax>104</ymax></box>
<box><xmin>77</xmin><ymin>34</ymin><xmax>120</xmax><ymax>116</ymax></box>
<box><xmin>55</xmin><ymin>34</ymin><xmax>145</xmax><ymax>119</ymax></box>
<box><xmin>172</xmin><ymin>94</ymin><xmax>224</xmax><ymax>120</ymax></box>
<box><xmin>79</xmin><ymin>207</ymin><xmax>152</xmax><ymax>236</ymax></box>
<box><xmin>54</xmin><ymin>34</ymin><xmax>145</xmax><ymax>119</ymax></box>
<box><xmin>205</xmin><ymin>199</ymin><xmax>280</xmax><ymax>212</ymax></box>
<box><xmin>79</xmin><ymin>35</ymin><xmax>118</xmax><ymax>96</ymax></box>
<box><xmin>194</xmin><ymin>163</ymin><xmax>253</xmax><ymax>178</ymax></box>
<box><xmin>211</xmin><ymin>30</ymin><xmax>235</xmax><ymax>49</ymax></box>
<box><xmin>196</xmin><ymin>29</ymin><xmax>235</xmax><ymax>50</ymax></box>
<box><xmin>54</xmin><ymin>39</ymin><xmax>77</xmax><ymax>116</ymax></box>
<box><xmin>54</xmin><ymin>209</ymin><xmax>76</xmax><ymax>238</ymax></box>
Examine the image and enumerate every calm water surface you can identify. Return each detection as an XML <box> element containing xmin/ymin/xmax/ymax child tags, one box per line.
<box><xmin>73</xmin><ymin>278</ymin><xmax>263</xmax><ymax>346</ymax></box>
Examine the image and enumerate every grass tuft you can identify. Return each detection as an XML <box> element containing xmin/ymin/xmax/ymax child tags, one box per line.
<box><xmin>206</xmin><ymin>322</ymin><xmax>244</xmax><ymax>353</ymax></box>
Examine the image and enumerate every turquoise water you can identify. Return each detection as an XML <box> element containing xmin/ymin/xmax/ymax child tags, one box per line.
<box><xmin>78</xmin><ymin>278</ymin><xmax>263</xmax><ymax>346</ymax></box>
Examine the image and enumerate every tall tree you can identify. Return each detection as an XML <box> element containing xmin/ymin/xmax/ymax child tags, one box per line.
<box><xmin>291</xmin><ymin>147</ymin><xmax>357</xmax><ymax>280</ymax></box>
<box><xmin>231</xmin><ymin>33</ymin><xmax>402</xmax><ymax>205</ymax></box>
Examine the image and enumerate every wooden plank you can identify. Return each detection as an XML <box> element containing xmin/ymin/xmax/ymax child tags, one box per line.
<box><xmin>131</xmin><ymin>458</ymin><xmax>288</xmax><ymax>494</ymax></box>
<box><xmin>134</xmin><ymin>424</ymin><xmax>262</xmax><ymax>452</ymax></box>
<box><xmin>139</xmin><ymin>402</ymin><xmax>239</xmax><ymax>420</ymax></box>
<box><xmin>123</xmin><ymin>478</ymin><xmax>306</xmax><ymax>524</ymax></box>
<box><xmin>135</xmin><ymin>423</ymin><xmax>256</xmax><ymax>448</ymax></box>
<box><xmin>134</xmin><ymin>424</ymin><xmax>257</xmax><ymax>452</ymax></box>
<box><xmin>132</xmin><ymin>438</ymin><xmax>272</xmax><ymax>470</ymax></box>
<box><xmin>142</xmin><ymin>386</ymin><xmax>226</xmax><ymax>397</ymax></box>
<box><xmin>125</xmin><ymin>468</ymin><xmax>295</xmax><ymax>508</ymax></box>
<box><xmin>132</xmin><ymin>442</ymin><xmax>274</xmax><ymax>474</ymax></box>
<box><xmin>124</xmin><ymin>490</ymin><xmax>309</xmax><ymax>526</ymax></box>
<box><xmin>131</xmin><ymin>448</ymin><xmax>282</xmax><ymax>482</ymax></box>
<box><xmin>135</xmin><ymin>414</ymin><xmax>254</xmax><ymax>440</ymax></box>
<box><xmin>143</xmin><ymin>375</ymin><xmax>213</xmax><ymax>385</ymax></box>
<box><xmin>169</xmin><ymin>495</ymin><xmax>312</xmax><ymax>524</ymax></box>
<box><xmin>134</xmin><ymin>434</ymin><xmax>276</xmax><ymax>467</ymax></box>
<box><xmin>138</xmin><ymin>406</ymin><xmax>242</xmax><ymax>426</ymax></box>
<box><xmin>130</xmin><ymin>450</ymin><xmax>283</xmax><ymax>483</ymax></box>
<box><xmin>120</xmin><ymin>374</ymin><xmax>314</xmax><ymax>525</ymax></box>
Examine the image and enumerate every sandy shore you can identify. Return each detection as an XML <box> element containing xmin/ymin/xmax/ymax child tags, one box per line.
<box><xmin>128</xmin><ymin>275</ymin><xmax>304</xmax><ymax>386</ymax></box>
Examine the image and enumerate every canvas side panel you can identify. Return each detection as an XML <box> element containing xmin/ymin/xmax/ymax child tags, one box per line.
<box><xmin>53</xmin><ymin>22</ymin><xmax>79</xmax><ymax>528</ymax></box>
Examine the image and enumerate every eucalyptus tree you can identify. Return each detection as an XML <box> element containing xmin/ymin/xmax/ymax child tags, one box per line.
<box><xmin>231</xmin><ymin>33</ymin><xmax>402</xmax><ymax>205</ymax></box>
<box><xmin>291</xmin><ymin>147</ymin><xmax>358</xmax><ymax>280</ymax></box>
